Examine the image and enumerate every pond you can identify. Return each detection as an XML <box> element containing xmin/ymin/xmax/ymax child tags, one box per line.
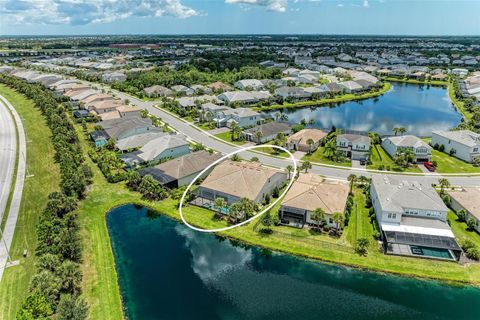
<box><xmin>107</xmin><ymin>205</ymin><xmax>480</xmax><ymax>320</ymax></box>
<box><xmin>265</xmin><ymin>83</ymin><xmax>462</xmax><ymax>137</ymax></box>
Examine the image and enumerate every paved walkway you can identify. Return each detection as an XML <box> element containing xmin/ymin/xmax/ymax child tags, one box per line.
<box><xmin>0</xmin><ymin>94</ymin><xmax>27</xmax><ymax>282</ymax></box>
<box><xmin>108</xmin><ymin>88</ymin><xmax>480</xmax><ymax>187</ymax></box>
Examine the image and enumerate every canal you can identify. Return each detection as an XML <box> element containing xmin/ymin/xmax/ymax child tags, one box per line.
<box><xmin>265</xmin><ymin>83</ymin><xmax>462</xmax><ymax>137</ymax></box>
<box><xmin>107</xmin><ymin>205</ymin><xmax>480</xmax><ymax>320</ymax></box>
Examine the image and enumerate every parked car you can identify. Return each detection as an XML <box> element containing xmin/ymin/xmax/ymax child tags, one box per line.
<box><xmin>424</xmin><ymin>162</ymin><xmax>436</xmax><ymax>172</ymax></box>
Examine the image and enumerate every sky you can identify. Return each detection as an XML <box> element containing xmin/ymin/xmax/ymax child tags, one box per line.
<box><xmin>0</xmin><ymin>0</ymin><xmax>479</xmax><ymax>36</ymax></box>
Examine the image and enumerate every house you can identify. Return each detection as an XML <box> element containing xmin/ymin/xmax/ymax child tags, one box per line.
<box><xmin>336</xmin><ymin>134</ymin><xmax>371</xmax><ymax>160</ymax></box>
<box><xmin>234</xmin><ymin>79</ymin><xmax>264</xmax><ymax>90</ymax></box>
<box><xmin>87</xmin><ymin>100</ymin><xmax>120</xmax><ymax>114</ymax></box>
<box><xmin>81</xmin><ymin>93</ymin><xmax>115</xmax><ymax>108</ymax></box>
<box><xmin>190</xmin><ymin>84</ymin><xmax>212</xmax><ymax>95</ymax></box>
<box><xmin>218</xmin><ymin>91</ymin><xmax>259</xmax><ymax>105</ymax></box>
<box><xmin>370</xmin><ymin>175</ymin><xmax>461</xmax><ymax>261</ymax></box>
<box><xmin>431</xmin><ymin>130</ymin><xmax>480</xmax><ymax>163</ymax></box>
<box><xmin>73</xmin><ymin>110</ymin><xmax>90</xmax><ymax>119</ymax></box>
<box><xmin>139</xmin><ymin>151</ymin><xmax>222</xmax><ymax>188</ymax></box>
<box><xmin>274</xmin><ymin>86</ymin><xmax>311</xmax><ymax>100</ymax></box>
<box><xmin>100</xmin><ymin>117</ymin><xmax>156</xmax><ymax>141</ymax></box>
<box><xmin>382</xmin><ymin>135</ymin><xmax>432</xmax><ymax>162</ymax></box>
<box><xmin>324</xmin><ymin>82</ymin><xmax>345</xmax><ymax>93</ymax></box>
<box><xmin>171</xmin><ymin>85</ymin><xmax>194</xmax><ymax>96</ymax></box>
<box><xmin>116</xmin><ymin>105</ymin><xmax>142</xmax><ymax>118</ymax></box>
<box><xmin>177</xmin><ymin>95</ymin><xmax>222</xmax><ymax>109</ymax></box>
<box><xmin>286</xmin><ymin>129</ymin><xmax>328</xmax><ymax>152</ymax></box>
<box><xmin>279</xmin><ymin>174</ymin><xmax>350</xmax><ymax>228</ymax></box>
<box><xmin>67</xmin><ymin>89</ymin><xmax>99</xmax><ymax>102</ymax></box>
<box><xmin>196</xmin><ymin>160</ymin><xmax>287</xmax><ymax>205</ymax></box>
<box><xmin>143</xmin><ymin>85</ymin><xmax>173</xmax><ymax>98</ymax></box>
<box><xmin>115</xmin><ymin>131</ymin><xmax>166</xmax><ymax>151</ymax></box>
<box><xmin>339</xmin><ymin>81</ymin><xmax>363</xmax><ymax>93</ymax></box>
<box><xmin>120</xmin><ymin>134</ymin><xmax>190</xmax><ymax>166</ymax></box>
<box><xmin>102</xmin><ymin>72</ymin><xmax>126</xmax><ymax>83</ymax></box>
<box><xmin>208</xmin><ymin>81</ymin><xmax>232</xmax><ymax>92</ymax></box>
<box><xmin>448</xmin><ymin>188</ymin><xmax>480</xmax><ymax>234</ymax></box>
<box><xmin>242</xmin><ymin>122</ymin><xmax>293</xmax><ymax>144</ymax></box>
<box><xmin>215</xmin><ymin>108</ymin><xmax>262</xmax><ymax>128</ymax></box>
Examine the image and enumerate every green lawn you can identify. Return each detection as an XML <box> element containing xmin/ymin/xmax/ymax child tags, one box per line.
<box><xmin>0</xmin><ymin>85</ymin><xmax>61</xmax><ymax>320</ymax></box>
<box><xmin>214</xmin><ymin>131</ymin><xmax>247</xmax><ymax>146</ymax></box>
<box><xmin>368</xmin><ymin>144</ymin><xmax>421</xmax><ymax>173</ymax></box>
<box><xmin>432</xmin><ymin>149</ymin><xmax>480</xmax><ymax>174</ymax></box>
<box><xmin>342</xmin><ymin>186</ymin><xmax>374</xmax><ymax>248</ymax></box>
<box><xmin>448</xmin><ymin>211</ymin><xmax>480</xmax><ymax>248</ymax></box>
<box><xmin>302</xmin><ymin>146</ymin><xmax>352</xmax><ymax>167</ymax></box>
<box><xmin>255</xmin><ymin>146</ymin><xmax>289</xmax><ymax>158</ymax></box>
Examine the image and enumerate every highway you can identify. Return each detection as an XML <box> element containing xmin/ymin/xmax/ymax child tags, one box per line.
<box><xmin>0</xmin><ymin>94</ymin><xmax>26</xmax><ymax>281</ymax></box>
<box><xmin>111</xmin><ymin>89</ymin><xmax>480</xmax><ymax>187</ymax></box>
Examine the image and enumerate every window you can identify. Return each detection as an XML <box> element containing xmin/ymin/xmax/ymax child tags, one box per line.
<box><xmin>387</xmin><ymin>213</ymin><xmax>392</xmax><ymax>219</ymax></box>
<box><xmin>392</xmin><ymin>213</ymin><xmax>396</xmax><ymax>219</ymax></box>
<box><xmin>474</xmin><ymin>148</ymin><xmax>479</xmax><ymax>153</ymax></box>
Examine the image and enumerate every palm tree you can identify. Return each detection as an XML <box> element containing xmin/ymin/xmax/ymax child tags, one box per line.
<box><xmin>229</xmin><ymin>202</ymin><xmax>244</xmax><ymax>224</ymax></box>
<box><xmin>438</xmin><ymin>178</ymin><xmax>450</xmax><ymax>194</ymax></box>
<box><xmin>274</xmin><ymin>111</ymin><xmax>281</xmax><ymax>121</ymax></box>
<box><xmin>355</xmin><ymin>238</ymin><xmax>370</xmax><ymax>255</ymax></box>
<box><xmin>240</xmin><ymin>197</ymin><xmax>255</xmax><ymax>220</ymax></box>
<box><xmin>230</xmin><ymin>122</ymin><xmax>239</xmax><ymax>141</ymax></box>
<box><xmin>306</xmin><ymin>138</ymin><xmax>315</xmax><ymax>154</ymax></box>
<box><xmin>301</xmin><ymin>161</ymin><xmax>312</xmax><ymax>173</ymax></box>
<box><xmin>392</xmin><ymin>127</ymin><xmax>401</xmax><ymax>136</ymax></box>
<box><xmin>255</xmin><ymin>131</ymin><xmax>263</xmax><ymax>144</ymax></box>
<box><xmin>231</xmin><ymin>154</ymin><xmax>242</xmax><ymax>162</ymax></box>
<box><xmin>332</xmin><ymin>212</ymin><xmax>345</xmax><ymax>231</ymax></box>
<box><xmin>311</xmin><ymin>208</ymin><xmax>326</xmax><ymax>230</ymax></box>
<box><xmin>213</xmin><ymin>197</ymin><xmax>227</xmax><ymax>214</ymax></box>
<box><xmin>280</xmin><ymin>113</ymin><xmax>289</xmax><ymax>121</ymax></box>
<box><xmin>285</xmin><ymin>165</ymin><xmax>293</xmax><ymax>179</ymax></box>
<box><xmin>347</xmin><ymin>174</ymin><xmax>356</xmax><ymax>189</ymax></box>
<box><xmin>398</xmin><ymin>127</ymin><xmax>407</xmax><ymax>135</ymax></box>
<box><xmin>324</xmin><ymin>140</ymin><xmax>337</xmax><ymax>160</ymax></box>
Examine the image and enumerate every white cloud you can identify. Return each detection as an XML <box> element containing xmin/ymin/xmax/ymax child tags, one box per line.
<box><xmin>225</xmin><ymin>0</ymin><xmax>288</xmax><ymax>13</ymax></box>
<box><xmin>337</xmin><ymin>3</ymin><xmax>344</xmax><ymax>7</ymax></box>
<box><xmin>363</xmin><ymin>0</ymin><xmax>369</xmax><ymax>7</ymax></box>
<box><xmin>0</xmin><ymin>0</ymin><xmax>199</xmax><ymax>25</ymax></box>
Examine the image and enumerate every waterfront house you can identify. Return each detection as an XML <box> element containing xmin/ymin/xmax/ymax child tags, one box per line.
<box><xmin>339</xmin><ymin>81</ymin><xmax>363</xmax><ymax>93</ymax></box>
<box><xmin>177</xmin><ymin>95</ymin><xmax>222</xmax><ymax>109</ymax></box>
<box><xmin>214</xmin><ymin>107</ymin><xmax>262</xmax><ymax>128</ymax></box>
<box><xmin>279</xmin><ymin>174</ymin><xmax>350</xmax><ymax>228</ymax></box>
<box><xmin>242</xmin><ymin>122</ymin><xmax>293</xmax><ymax>144</ymax></box>
<box><xmin>200</xmin><ymin>103</ymin><xmax>230</xmax><ymax>121</ymax></box>
<box><xmin>448</xmin><ymin>188</ymin><xmax>480</xmax><ymax>234</ymax></box>
<box><xmin>286</xmin><ymin>129</ymin><xmax>328</xmax><ymax>152</ymax></box>
<box><xmin>139</xmin><ymin>151</ymin><xmax>222</xmax><ymax>189</ymax></box>
<box><xmin>274</xmin><ymin>86</ymin><xmax>311</xmax><ymax>100</ymax></box>
<box><xmin>370</xmin><ymin>175</ymin><xmax>461</xmax><ymax>261</ymax></box>
<box><xmin>336</xmin><ymin>134</ymin><xmax>371</xmax><ymax>160</ymax></box>
<box><xmin>196</xmin><ymin>160</ymin><xmax>287</xmax><ymax>205</ymax></box>
<box><xmin>431</xmin><ymin>130</ymin><xmax>480</xmax><ymax>163</ymax></box>
<box><xmin>218</xmin><ymin>91</ymin><xmax>258</xmax><ymax>105</ymax></box>
<box><xmin>382</xmin><ymin>135</ymin><xmax>432</xmax><ymax>162</ymax></box>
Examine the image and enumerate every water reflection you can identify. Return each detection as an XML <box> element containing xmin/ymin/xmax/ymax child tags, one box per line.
<box><xmin>266</xmin><ymin>83</ymin><xmax>461</xmax><ymax>137</ymax></box>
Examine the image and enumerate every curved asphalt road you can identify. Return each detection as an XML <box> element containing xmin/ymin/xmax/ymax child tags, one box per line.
<box><xmin>0</xmin><ymin>94</ymin><xmax>26</xmax><ymax>281</ymax></box>
<box><xmin>111</xmin><ymin>89</ymin><xmax>480</xmax><ymax>187</ymax></box>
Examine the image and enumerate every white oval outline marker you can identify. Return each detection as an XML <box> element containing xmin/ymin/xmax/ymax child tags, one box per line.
<box><xmin>179</xmin><ymin>144</ymin><xmax>298</xmax><ymax>233</ymax></box>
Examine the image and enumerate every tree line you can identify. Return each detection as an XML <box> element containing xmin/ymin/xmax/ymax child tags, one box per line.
<box><xmin>0</xmin><ymin>75</ymin><xmax>91</xmax><ymax>320</ymax></box>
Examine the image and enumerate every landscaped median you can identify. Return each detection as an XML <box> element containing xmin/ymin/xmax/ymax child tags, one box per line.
<box><xmin>254</xmin><ymin>82</ymin><xmax>391</xmax><ymax>111</ymax></box>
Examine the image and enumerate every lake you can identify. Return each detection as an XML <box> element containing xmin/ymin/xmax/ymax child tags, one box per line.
<box><xmin>265</xmin><ymin>83</ymin><xmax>462</xmax><ymax>137</ymax></box>
<box><xmin>107</xmin><ymin>205</ymin><xmax>480</xmax><ymax>320</ymax></box>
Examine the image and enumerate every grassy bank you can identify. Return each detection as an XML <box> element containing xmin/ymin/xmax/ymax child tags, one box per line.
<box><xmin>448</xmin><ymin>81</ymin><xmax>473</xmax><ymax>121</ymax></box>
<box><xmin>381</xmin><ymin>77</ymin><xmax>449</xmax><ymax>87</ymax></box>
<box><xmin>0</xmin><ymin>85</ymin><xmax>61</xmax><ymax>320</ymax></box>
<box><xmin>254</xmin><ymin>82</ymin><xmax>392</xmax><ymax>111</ymax></box>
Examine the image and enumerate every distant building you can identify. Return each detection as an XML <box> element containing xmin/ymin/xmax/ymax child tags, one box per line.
<box><xmin>448</xmin><ymin>187</ymin><xmax>480</xmax><ymax>234</ymax></box>
<box><xmin>242</xmin><ymin>122</ymin><xmax>293</xmax><ymax>144</ymax></box>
